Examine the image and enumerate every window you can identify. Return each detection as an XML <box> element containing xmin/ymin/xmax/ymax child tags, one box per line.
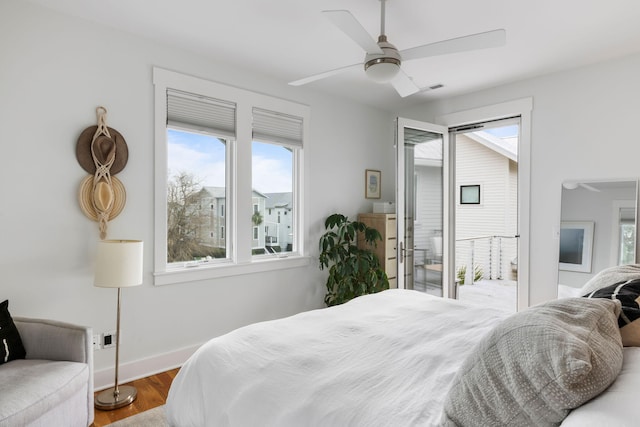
<box><xmin>153</xmin><ymin>68</ymin><xmax>309</xmax><ymax>285</ymax></box>
<box><xmin>618</xmin><ymin>206</ymin><xmax>636</xmax><ymax>264</ymax></box>
<box><xmin>460</xmin><ymin>185</ymin><xmax>481</xmax><ymax>205</ymax></box>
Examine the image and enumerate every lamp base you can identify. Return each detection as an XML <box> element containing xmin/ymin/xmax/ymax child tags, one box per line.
<box><xmin>95</xmin><ymin>385</ymin><xmax>137</xmax><ymax>410</ymax></box>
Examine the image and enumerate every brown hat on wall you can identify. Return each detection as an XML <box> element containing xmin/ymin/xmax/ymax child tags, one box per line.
<box><xmin>76</xmin><ymin>125</ymin><xmax>129</xmax><ymax>175</ymax></box>
<box><xmin>76</xmin><ymin>106</ymin><xmax>129</xmax><ymax>239</ymax></box>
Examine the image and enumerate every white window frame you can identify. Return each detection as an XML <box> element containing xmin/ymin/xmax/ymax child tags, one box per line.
<box><xmin>153</xmin><ymin>68</ymin><xmax>310</xmax><ymax>286</ymax></box>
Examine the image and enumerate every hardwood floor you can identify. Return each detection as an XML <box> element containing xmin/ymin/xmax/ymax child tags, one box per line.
<box><xmin>91</xmin><ymin>368</ymin><xmax>179</xmax><ymax>427</ymax></box>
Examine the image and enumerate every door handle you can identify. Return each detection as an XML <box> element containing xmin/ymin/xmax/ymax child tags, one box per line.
<box><xmin>398</xmin><ymin>242</ymin><xmax>413</xmax><ymax>264</ymax></box>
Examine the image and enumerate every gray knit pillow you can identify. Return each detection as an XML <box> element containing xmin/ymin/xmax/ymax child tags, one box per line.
<box><xmin>441</xmin><ymin>298</ymin><xmax>623</xmax><ymax>427</ymax></box>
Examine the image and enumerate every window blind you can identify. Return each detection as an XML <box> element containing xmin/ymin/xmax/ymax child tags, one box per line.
<box><xmin>620</xmin><ymin>207</ymin><xmax>635</xmax><ymax>222</ymax></box>
<box><xmin>167</xmin><ymin>89</ymin><xmax>236</xmax><ymax>138</ymax></box>
<box><xmin>252</xmin><ymin>107</ymin><xmax>303</xmax><ymax>147</ymax></box>
<box><xmin>449</xmin><ymin>116</ymin><xmax>520</xmax><ymax>134</ymax></box>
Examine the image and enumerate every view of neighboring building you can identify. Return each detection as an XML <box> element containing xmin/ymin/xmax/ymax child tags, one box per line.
<box><xmin>196</xmin><ymin>186</ymin><xmax>227</xmax><ymax>250</ymax></box>
<box><xmin>263</xmin><ymin>192</ymin><xmax>293</xmax><ymax>252</ymax></box>
<box><xmin>413</xmin><ymin>129</ymin><xmax>518</xmax><ymax>286</ymax></box>
<box><xmin>455</xmin><ymin>131</ymin><xmax>518</xmax><ymax>282</ymax></box>
<box><xmin>194</xmin><ymin>187</ymin><xmax>292</xmax><ymax>254</ymax></box>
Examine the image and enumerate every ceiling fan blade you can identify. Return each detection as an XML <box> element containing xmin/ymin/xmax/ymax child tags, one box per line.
<box><xmin>579</xmin><ymin>183</ymin><xmax>601</xmax><ymax>192</ymax></box>
<box><xmin>390</xmin><ymin>69</ymin><xmax>420</xmax><ymax>98</ymax></box>
<box><xmin>400</xmin><ymin>29</ymin><xmax>506</xmax><ymax>61</ymax></box>
<box><xmin>288</xmin><ymin>63</ymin><xmax>363</xmax><ymax>86</ymax></box>
<box><xmin>323</xmin><ymin>10</ymin><xmax>384</xmax><ymax>54</ymax></box>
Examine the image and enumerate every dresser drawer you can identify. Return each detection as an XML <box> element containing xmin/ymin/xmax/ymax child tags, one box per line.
<box><xmin>386</xmin><ymin>218</ymin><xmax>396</xmax><ymax>238</ymax></box>
<box><xmin>385</xmin><ymin>238</ymin><xmax>396</xmax><ymax>255</ymax></box>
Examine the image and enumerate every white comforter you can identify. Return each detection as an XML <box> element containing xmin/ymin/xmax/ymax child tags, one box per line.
<box><xmin>166</xmin><ymin>289</ymin><xmax>509</xmax><ymax>427</ymax></box>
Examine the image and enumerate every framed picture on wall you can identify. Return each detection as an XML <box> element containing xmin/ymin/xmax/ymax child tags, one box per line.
<box><xmin>559</xmin><ymin>221</ymin><xmax>594</xmax><ymax>272</ymax></box>
<box><xmin>365</xmin><ymin>169</ymin><xmax>381</xmax><ymax>199</ymax></box>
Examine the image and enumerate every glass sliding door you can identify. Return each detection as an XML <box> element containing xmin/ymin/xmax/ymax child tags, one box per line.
<box><xmin>396</xmin><ymin>118</ymin><xmax>451</xmax><ymax>297</ymax></box>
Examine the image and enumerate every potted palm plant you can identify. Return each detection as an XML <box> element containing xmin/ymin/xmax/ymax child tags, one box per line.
<box><xmin>319</xmin><ymin>213</ymin><xmax>389</xmax><ymax>306</ymax></box>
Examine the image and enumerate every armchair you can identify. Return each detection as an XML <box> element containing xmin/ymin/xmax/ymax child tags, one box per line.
<box><xmin>0</xmin><ymin>317</ymin><xmax>93</xmax><ymax>427</ymax></box>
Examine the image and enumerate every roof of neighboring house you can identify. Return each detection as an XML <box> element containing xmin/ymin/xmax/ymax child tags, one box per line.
<box><xmin>264</xmin><ymin>192</ymin><xmax>292</xmax><ymax>209</ymax></box>
<box><xmin>414</xmin><ymin>140</ymin><xmax>443</xmax><ymax>166</ymax></box>
<box><xmin>201</xmin><ymin>186</ymin><xmax>267</xmax><ymax>199</ymax></box>
<box><xmin>413</xmin><ymin>131</ymin><xmax>518</xmax><ymax>163</ymax></box>
<box><xmin>465</xmin><ymin>131</ymin><xmax>518</xmax><ymax>162</ymax></box>
<box><xmin>201</xmin><ymin>186</ymin><xmax>226</xmax><ymax>199</ymax></box>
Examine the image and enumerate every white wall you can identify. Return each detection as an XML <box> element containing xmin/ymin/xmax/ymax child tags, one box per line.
<box><xmin>0</xmin><ymin>0</ymin><xmax>395</xmax><ymax>387</ymax></box>
<box><xmin>400</xmin><ymin>52</ymin><xmax>640</xmax><ymax>306</ymax></box>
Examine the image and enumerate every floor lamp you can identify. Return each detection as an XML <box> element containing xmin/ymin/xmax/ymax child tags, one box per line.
<box><xmin>94</xmin><ymin>239</ymin><xmax>143</xmax><ymax>410</ymax></box>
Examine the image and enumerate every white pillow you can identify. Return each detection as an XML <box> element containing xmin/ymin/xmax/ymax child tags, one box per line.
<box><xmin>562</xmin><ymin>347</ymin><xmax>640</xmax><ymax>426</ymax></box>
<box><xmin>579</xmin><ymin>264</ymin><xmax>640</xmax><ymax>295</ymax></box>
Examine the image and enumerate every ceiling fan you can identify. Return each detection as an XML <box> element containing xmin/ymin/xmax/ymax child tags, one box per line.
<box><xmin>289</xmin><ymin>0</ymin><xmax>506</xmax><ymax>98</ymax></box>
<box><xmin>562</xmin><ymin>182</ymin><xmax>601</xmax><ymax>192</ymax></box>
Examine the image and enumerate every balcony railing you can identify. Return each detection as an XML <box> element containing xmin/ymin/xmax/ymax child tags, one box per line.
<box><xmin>455</xmin><ymin>235</ymin><xmax>518</xmax><ymax>285</ymax></box>
<box><xmin>265</xmin><ymin>235</ymin><xmax>278</xmax><ymax>245</ymax></box>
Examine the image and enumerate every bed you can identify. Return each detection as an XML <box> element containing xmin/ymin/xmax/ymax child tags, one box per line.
<box><xmin>166</xmin><ymin>265</ymin><xmax>640</xmax><ymax>427</ymax></box>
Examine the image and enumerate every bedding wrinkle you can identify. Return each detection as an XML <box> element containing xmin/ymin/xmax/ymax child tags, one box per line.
<box><xmin>166</xmin><ymin>290</ymin><xmax>510</xmax><ymax>426</ymax></box>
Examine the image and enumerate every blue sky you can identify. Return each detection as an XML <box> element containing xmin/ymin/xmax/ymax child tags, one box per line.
<box><xmin>167</xmin><ymin>129</ymin><xmax>292</xmax><ymax>192</ymax></box>
<box><xmin>485</xmin><ymin>125</ymin><xmax>518</xmax><ymax>138</ymax></box>
<box><xmin>168</xmin><ymin>125</ymin><xmax>516</xmax><ymax>193</ymax></box>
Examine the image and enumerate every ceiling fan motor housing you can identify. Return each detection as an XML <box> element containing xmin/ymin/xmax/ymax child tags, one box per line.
<box><xmin>364</xmin><ymin>35</ymin><xmax>401</xmax><ymax>83</ymax></box>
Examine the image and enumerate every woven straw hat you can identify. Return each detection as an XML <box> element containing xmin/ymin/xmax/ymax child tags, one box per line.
<box><xmin>76</xmin><ymin>125</ymin><xmax>129</xmax><ymax>175</ymax></box>
<box><xmin>78</xmin><ymin>175</ymin><xmax>126</xmax><ymax>221</ymax></box>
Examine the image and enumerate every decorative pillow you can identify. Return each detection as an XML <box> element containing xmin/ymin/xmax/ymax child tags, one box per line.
<box><xmin>583</xmin><ymin>279</ymin><xmax>640</xmax><ymax>346</ymax></box>
<box><xmin>0</xmin><ymin>299</ymin><xmax>26</xmax><ymax>364</ymax></box>
<box><xmin>441</xmin><ymin>298</ymin><xmax>623</xmax><ymax>427</ymax></box>
<box><xmin>580</xmin><ymin>264</ymin><xmax>640</xmax><ymax>295</ymax></box>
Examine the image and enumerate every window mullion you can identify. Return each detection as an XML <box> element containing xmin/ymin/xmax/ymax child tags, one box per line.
<box><xmin>235</xmin><ymin>104</ymin><xmax>253</xmax><ymax>264</ymax></box>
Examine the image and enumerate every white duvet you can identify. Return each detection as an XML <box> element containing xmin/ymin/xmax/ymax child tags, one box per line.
<box><xmin>166</xmin><ymin>289</ymin><xmax>509</xmax><ymax>427</ymax></box>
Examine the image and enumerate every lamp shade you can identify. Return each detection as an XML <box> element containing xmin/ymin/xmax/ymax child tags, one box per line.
<box><xmin>94</xmin><ymin>240</ymin><xmax>143</xmax><ymax>288</ymax></box>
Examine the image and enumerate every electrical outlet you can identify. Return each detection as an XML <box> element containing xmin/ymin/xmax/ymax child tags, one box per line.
<box><xmin>102</xmin><ymin>331</ymin><xmax>117</xmax><ymax>349</ymax></box>
<box><xmin>92</xmin><ymin>334</ymin><xmax>101</xmax><ymax>351</ymax></box>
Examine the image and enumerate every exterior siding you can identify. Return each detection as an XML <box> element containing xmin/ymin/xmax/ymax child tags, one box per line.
<box><xmin>455</xmin><ymin>134</ymin><xmax>518</xmax><ymax>281</ymax></box>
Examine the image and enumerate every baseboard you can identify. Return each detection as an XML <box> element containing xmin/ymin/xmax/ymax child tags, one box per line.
<box><xmin>94</xmin><ymin>344</ymin><xmax>200</xmax><ymax>391</ymax></box>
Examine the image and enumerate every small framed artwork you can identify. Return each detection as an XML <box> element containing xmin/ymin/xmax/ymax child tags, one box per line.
<box><xmin>460</xmin><ymin>185</ymin><xmax>480</xmax><ymax>204</ymax></box>
<box><xmin>559</xmin><ymin>221</ymin><xmax>594</xmax><ymax>273</ymax></box>
<box><xmin>365</xmin><ymin>169</ymin><xmax>381</xmax><ymax>199</ymax></box>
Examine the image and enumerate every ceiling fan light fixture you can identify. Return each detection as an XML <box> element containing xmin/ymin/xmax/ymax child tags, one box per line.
<box><xmin>364</xmin><ymin>58</ymin><xmax>401</xmax><ymax>83</ymax></box>
<box><xmin>562</xmin><ymin>182</ymin><xmax>579</xmax><ymax>190</ymax></box>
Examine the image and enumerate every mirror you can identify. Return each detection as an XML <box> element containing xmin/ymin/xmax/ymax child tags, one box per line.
<box><xmin>558</xmin><ymin>179</ymin><xmax>638</xmax><ymax>298</ymax></box>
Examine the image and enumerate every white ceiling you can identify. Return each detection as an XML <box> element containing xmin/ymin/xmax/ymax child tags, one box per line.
<box><xmin>24</xmin><ymin>0</ymin><xmax>640</xmax><ymax>111</ymax></box>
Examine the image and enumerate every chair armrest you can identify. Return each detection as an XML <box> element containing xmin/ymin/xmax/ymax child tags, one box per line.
<box><xmin>13</xmin><ymin>317</ymin><xmax>92</xmax><ymax>364</ymax></box>
<box><xmin>13</xmin><ymin>317</ymin><xmax>95</xmax><ymax>425</ymax></box>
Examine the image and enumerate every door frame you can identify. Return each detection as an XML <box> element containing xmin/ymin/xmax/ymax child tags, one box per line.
<box><xmin>437</xmin><ymin>97</ymin><xmax>533</xmax><ymax>311</ymax></box>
